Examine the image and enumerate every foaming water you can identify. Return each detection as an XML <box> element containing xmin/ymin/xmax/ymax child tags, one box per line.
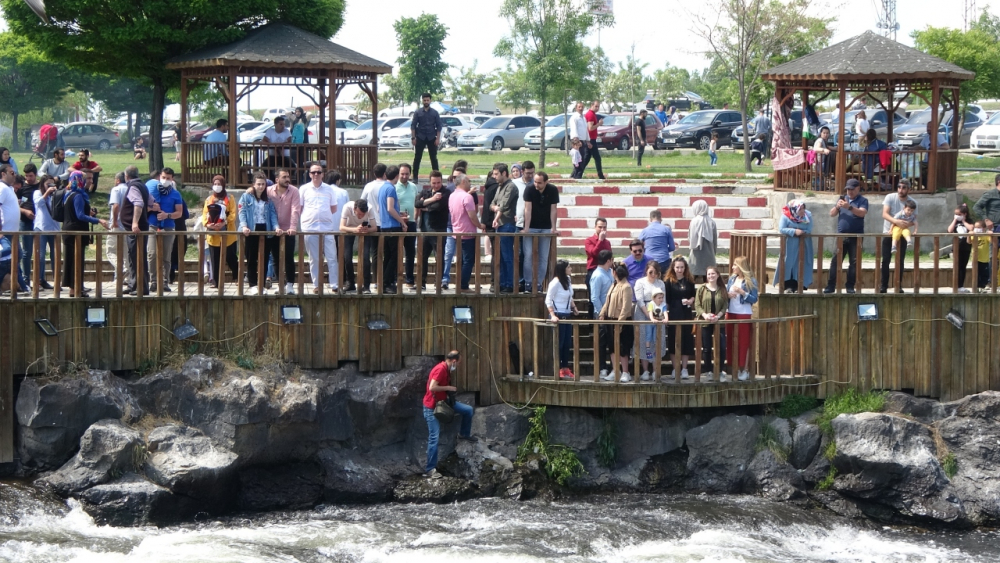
<box><xmin>0</xmin><ymin>486</ymin><xmax>995</xmax><ymax>563</ymax></box>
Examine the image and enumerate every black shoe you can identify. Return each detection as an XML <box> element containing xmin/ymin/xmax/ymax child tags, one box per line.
<box><xmin>362</xmin><ymin>287</ymin><xmax>371</xmax><ymax>294</ymax></box>
<box><xmin>458</xmin><ymin>435</ymin><xmax>479</xmax><ymax>443</ymax></box>
<box><xmin>384</xmin><ymin>286</ymin><xmax>397</xmax><ymax>294</ymax></box>
<box><xmin>126</xmin><ymin>289</ymin><xmax>137</xmax><ymax>296</ymax></box>
<box><xmin>149</xmin><ymin>283</ymin><xmax>157</xmax><ymax>292</ymax></box>
<box><xmin>878</xmin><ymin>287</ymin><xmax>887</xmax><ymax>294</ymax></box>
<box><xmin>500</xmin><ymin>286</ymin><xmax>514</xmax><ymax>294</ymax></box>
<box><xmin>441</xmin><ymin>282</ymin><xmax>449</xmax><ymax>290</ymax></box>
<box><xmin>39</xmin><ymin>281</ymin><xmax>53</xmax><ymax>290</ymax></box>
<box><xmin>344</xmin><ymin>283</ymin><xmax>356</xmax><ymax>292</ymax></box>
<box><xmin>846</xmin><ymin>288</ymin><xmax>856</xmax><ymax>294</ymax></box>
<box><xmin>822</xmin><ymin>287</ymin><xmax>834</xmax><ymax>294</ymax></box>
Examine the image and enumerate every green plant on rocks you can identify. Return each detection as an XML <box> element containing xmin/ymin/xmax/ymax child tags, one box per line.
<box><xmin>517</xmin><ymin>406</ymin><xmax>585</xmax><ymax>486</ymax></box>
<box><xmin>756</xmin><ymin>418</ymin><xmax>790</xmax><ymax>462</ymax></box>
<box><xmin>942</xmin><ymin>453</ymin><xmax>958</xmax><ymax>479</ymax></box>
<box><xmin>816</xmin><ymin>388</ymin><xmax>887</xmax><ymax>436</ymax></box>
<box><xmin>596</xmin><ymin>410</ymin><xmax>617</xmax><ymax>469</ymax></box>
<box><xmin>776</xmin><ymin>394</ymin><xmax>819</xmax><ymax>419</ymax></box>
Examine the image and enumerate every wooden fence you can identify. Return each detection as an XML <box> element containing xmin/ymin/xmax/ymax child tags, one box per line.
<box><xmin>773</xmin><ymin>149</ymin><xmax>958</xmax><ymax>194</ymax></box>
<box><xmin>181</xmin><ymin>142</ymin><xmax>376</xmax><ymax>186</ymax></box>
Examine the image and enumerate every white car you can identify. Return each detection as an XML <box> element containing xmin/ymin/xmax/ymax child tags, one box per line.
<box><xmin>308</xmin><ymin>119</ymin><xmax>359</xmax><ymax>142</ymax></box>
<box><xmin>453</xmin><ymin>113</ymin><xmax>492</xmax><ymax>128</ymax></box>
<box><xmin>343</xmin><ymin>117</ymin><xmax>410</xmax><ymax>145</ymax></box>
<box><xmin>378</xmin><ymin>102</ymin><xmax>454</xmax><ymax>118</ymax></box>
<box><xmin>261</xmin><ymin>108</ymin><xmax>291</xmax><ymax>122</ymax></box>
<box><xmin>970</xmin><ymin>111</ymin><xmax>1000</xmax><ymax>153</ymax></box>
<box><xmin>379</xmin><ymin>120</ymin><xmax>413</xmax><ymax>149</ymax></box>
<box><xmin>239</xmin><ymin>122</ymin><xmax>273</xmax><ymax>143</ymax></box>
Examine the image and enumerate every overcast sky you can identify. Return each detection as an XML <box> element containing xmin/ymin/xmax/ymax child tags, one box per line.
<box><xmin>3</xmin><ymin>0</ymin><xmax>998</xmax><ymax>112</ymax></box>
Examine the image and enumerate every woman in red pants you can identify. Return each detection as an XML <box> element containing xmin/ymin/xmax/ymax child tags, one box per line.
<box><xmin>726</xmin><ymin>256</ymin><xmax>759</xmax><ymax>381</ymax></box>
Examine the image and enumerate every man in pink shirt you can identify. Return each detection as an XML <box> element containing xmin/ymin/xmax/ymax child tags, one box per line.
<box><xmin>448</xmin><ymin>173</ymin><xmax>483</xmax><ymax>292</ymax></box>
<box><xmin>269</xmin><ymin>169</ymin><xmax>301</xmax><ymax>294</ymax></box>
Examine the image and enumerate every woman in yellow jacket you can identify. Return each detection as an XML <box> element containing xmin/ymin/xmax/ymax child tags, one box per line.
<box><xmin>203</xmin><ymin>175</ymin><xmax>239</xmax><ymax>288</ymax></box>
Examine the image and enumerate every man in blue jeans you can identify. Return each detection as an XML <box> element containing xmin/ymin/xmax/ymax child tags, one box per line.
<box><xmin>488</xmin><ymin>163</ymin><xmax>518</xmax><ymax>292</ymax></box>
<box><xmin>422</xmin><ymin>350</ymin><xmax>476</xmax><ymax>479</ymax></box>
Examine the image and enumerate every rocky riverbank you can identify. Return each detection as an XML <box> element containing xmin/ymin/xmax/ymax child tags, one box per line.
<box><xmin>8</xmin><ymin>354</ymin><xmax>1000</xmax><ymax>528</ymax></box>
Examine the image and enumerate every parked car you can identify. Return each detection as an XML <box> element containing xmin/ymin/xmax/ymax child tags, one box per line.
<box><xmin>377</xmin><ymin>116</ymin><xmax>475</xmax><ymax>149</ymax></box>
<box><xmin>658</xmin><ymin>110</ymin><xmax>743</xmax><ymax>150</ymax></box>
<box><xmin>378</xmin><ymin>102</ymin><xmax>456</xmax><ymax>118</ymax></box>
<box><xmin>60</xmin><ymin>122</ymin><xmax>121</xmax><ymax>150</ymax></box>
<box><xmin>822</xmin><ymin>108</ymin><xmax>908</xmax><ymax>147</ymax></box>
<box><xmin>523</xmin><ymin>114</ymin><xmax>570</xmax><ymax>150</ymax></box>
<box><xmin>261</xmin><ymin>108</ymin><xmax>291</xmax><ymax>122</ymax></box>
<box><xmin>457</xmin><ymin>115</ymin><xmax>542</xmax><ymax>151</ymax></box>
<box><xmin>111</xmin><ymin>116</ymin><xmax>150</xmax><ymax>134</ymax></box>
<box><xmin>187</xmin><ymin>122</ymin><xmax>214</xmax><ymax>142</ymax></box>
<box><xmin>238</xmin><ymin>122</ymin><xmax>273</xmax><ymax>143</ymax></box>
<box><xmin>596</xmin><ymin>112</ymin><xmax>664</xmax><ymax>150</ymax></box>
<box><xmin>970</xmin><ymin>111</ymin><xmax>1000</xmax><ymax>153</ymax></box>
<box><xmin>308</xmin><ymin>119</ymin><xmax>360</xmax><ymax>142</ymax></box>
<box><xmin>732</xmin><ymin>110</ymin><xmax>801</xmax><ymax>147</ymax></box>
<box><xmin>342</xmin><ymin>117</ymin><xmax>410</xmax><ymax>145</ymax></box>
<box><xmin>893</xmin><ymin>109</ymin><xmax>981</xmax><ymax>149</ymax></box>
<box><xmin>454</xmin><ymin>113</ymin><xmax>494</xmax><ymax>127</ymax></box>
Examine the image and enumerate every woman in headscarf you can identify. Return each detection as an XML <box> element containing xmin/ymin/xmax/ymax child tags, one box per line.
<box><xmin>776</xmin><ymin>199</ymin><xmax>814</xmax><ymax>293</ymax></box>
<box><xmin>61</xmin><ymin>171</ymin><xmax>108</xmax><ymax>296</ymax></box>
<box><xmin>687</xmin><ymin>199</ymin><xmax>718</xmax><ymax>281</ymax></box>
<box><xmin>291</xmin><ymin>107</ymin><xmax>309</xmax><ymax>173</ymax></box>
<box><xmin>202</xmin><ymin>175</ymin><xmax>239</xmax><ymax>289</ymax></box>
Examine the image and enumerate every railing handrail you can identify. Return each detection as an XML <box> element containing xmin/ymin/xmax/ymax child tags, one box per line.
<box><xmin>25</xmin><ymin>230</ymin><xmax>559</xmax><ymax>238</ymax></box>
<box><xmin>491</xmin><ymin>314</ymin><xmax>817</xmax><ymax>326</ymax></box>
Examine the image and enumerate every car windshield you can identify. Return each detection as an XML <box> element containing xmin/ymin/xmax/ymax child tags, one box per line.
<box><xmin>986</xmin><ymin>113</ymin><xmax>1000</xmax><ymax>126</ymax></box>
<box><xmin>907</xmin><ymin>110</ymin><xmax>952</xmax><ymax>126</ymax></box>
<box><xmin>545</xmin><ymin>114</ymin><xmax>568</xmax><ymax>126</ymax></box>
<box><xmin>480</xmin><ymin>117</ymin><xmax>510</xmax><ymax>129</ymax></box>
<box><xmin>356</xmin><ymin>120</ymin><xmax>373</xmax><ymax>131</ymax></box>
<box><xmin>395</xmin><ymin>120</ymin><xmax>412</xmax><ymax>129</ymax></box>
<box><xmin>603</xmin><ymin>115</ymin><xmax>635</xmax><ymax>126</ymax></box>
<box><xmin>678</xmin><ymin>112</ymin><xmax>717</xmax><ymax>125</ymax></box>
<box><xmin>830</xmin><ymin>111</ymin><xmax>860</xmax><ymax>125</ymax></box>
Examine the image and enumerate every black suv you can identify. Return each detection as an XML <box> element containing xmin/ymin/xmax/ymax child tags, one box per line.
<box><xmin>659</xmin><ymin>110</ymin><xmax>744</xmax><ymax>150</ymax></box>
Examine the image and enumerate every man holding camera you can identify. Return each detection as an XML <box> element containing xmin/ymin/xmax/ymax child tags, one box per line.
<box><xmin>422</xmin><ymin>350</ymin><xmax>476</xmax><ymax>480</ymax></box>
<box><xmin>415</xmin><ymin>170</ymin><xmax>451</xmax><ymax>289</ymax></box>
<box><xmin>823</xmin><ymin>178</ymin><xmax>868</xmax><ymax>294</ymax></box>
<box><xmin>339</xmin><ymin>198</ymin><xmax>374</xmax><ymax>293</ymax></box>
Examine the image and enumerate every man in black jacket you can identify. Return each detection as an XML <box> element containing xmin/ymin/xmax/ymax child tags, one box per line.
<box><xmin>410</xmin><ymin>93</ymin><xmax>443</xmax><ymax>182</ymax></box>
<box><xmin>415</xmin><ymin>170</ymin><xmax>451</xmax><ymax>288</ymax></box>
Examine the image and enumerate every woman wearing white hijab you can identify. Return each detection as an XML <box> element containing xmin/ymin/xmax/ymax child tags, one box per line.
<box><xmin>687</xmin><ymin>200</ymin><xmax>718</xmax><ymax>279</ymax></box>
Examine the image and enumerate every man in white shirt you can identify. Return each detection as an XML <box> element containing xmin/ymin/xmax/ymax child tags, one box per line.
<box><xmin>38</xmin><ymin>148</ymin><xmax>71</xmax><ymax>183</ymax></box>
<box><xmin>0</xmin><ymin>165</ymin><xmax>22</xmax><ymax>292</ymax></box>
<box><xmin>300</xmin><ymin>163</ymin><xmax>339</xmax><ymax>293</ymax></box>
<box><xmin>264</xmin><ymin>116</ymin><xmax>294</xmax><ymax>173</ymax></box>
<box><xmin>339</xmin><ymin>199</ymin><xmax>375</xmax><ymax>292</ymax></box>
<box><xmin>203</xmin><ymin>119</ymin><xmax>229</xmax><ymax>161</ymax></box>
<box><xmin>568</xmin><ymin>102</ymin><xmax>589</xmax><ymax>176</ymax></box>
<box><xmin>358</xmin><ymin>163</ymin><xmax>387</xmax><ymax>291</ymax></box>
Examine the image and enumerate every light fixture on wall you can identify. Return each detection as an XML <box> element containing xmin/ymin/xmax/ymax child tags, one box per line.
<box><xmin>281</xmin><ymin>305</ymin><xmax>302</xmax><ymax>325</ymax></box>
<box><xmin>946</xmin><ymin>309</ymin><xmax>965</xmax><ymax>330</ymax></box>
<box><xmin>366</xmin><ymin>314</ymin><xmax>390</xmax><ymax>331</ymax></box>
<box><xmin>173</xmin><ymin>318</ymin><xmax>199</xmax><ymax>340</ymax></box>
<box><xmin>453</xmin><ymin>306</ymin><xmax>473</xmax><ymax>324</ymax></box>
<box><xmin>85</xmin><ymin>306</ymin><xmax>107</xmax><ymax>328</ymax></box>
<box><xmin>34</xmin><ymin>318</ymin><xmax>57</xmax><ymax>337</ymax></box>
<box><xmin>857</xmin><ymin>303</ymin><xmax>878</xmax><ymax>321</ymax></box>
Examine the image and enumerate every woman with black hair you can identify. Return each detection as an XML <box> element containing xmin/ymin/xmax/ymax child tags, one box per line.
<box><xmin>203</xmin><ymin>175</ymin><xmax>239</xmax><ymax>288</ymax></box>
<box><xmin>239</xmin><ymin>173</ymin><xmax>280</xmax><ymax>294</ymax></box>
<box><xmin>546</xmin><ymin>259</ymin><xmax>578</xmax><ymax>379</ymax></box>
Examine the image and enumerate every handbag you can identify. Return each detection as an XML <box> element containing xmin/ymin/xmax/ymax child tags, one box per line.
<box><xmin>433</xmin><ymin>400</ymin><xmax>455</xmax><ymax>423</ymax></box>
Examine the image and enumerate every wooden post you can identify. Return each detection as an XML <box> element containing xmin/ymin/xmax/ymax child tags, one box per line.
<box><xmin>572</xmin><ymin>324</ymin><xmax>580</xmax><ymax>381</ymax></box>
<box><xmin>180</xmin><ymin>76</ymin><xmax>188</xmax><ymax>181</ymax></box>
<box><xmin>177</xmin><ymin>234</ymin><xmax>185</xmax><ymax>296</ymax></box>
<box><xmin>835</xmin><ymin>83</ymin><xmax>847</xmax><ymax>192</ymax></box>
<box><xmin>928</xmin><ymin>79</ymin><xmax>940</xmax><ymax>192</ymax></box>
<box><xmin>297</xmin><ymin>233</ymin><xmax>305</xmax><ymax>295</ymax></box>
<box><xmin>136</xmin><ymin>234</ymin><xmax>145</xmax><ymax>300</ymax></box>
<box><xmin>278</xmin><ymin>235</ymin><xmax>286</xmax><ymax>295</ymax></box>
<box><xmin>227</xmin><ymin>69</ymin><xmax>239</xmax><ymax>186</ymax></box>
<box><xmin>913</xmin><ymin>237</ymin><xmax>921</xmax><ymax>293</ymax></box>
<box><xmin>95</xmin><ymin>232</ymin><xmax>103</xmax><ymax>299</ymax></box>
<box><xmin>376</xmin><ymin>233</ymin><xmax>384</xmax><ymax>295</ymax></box>
<box><xmin>197</xmin><ymin>234</ymin><xmax>205</xmax><ymax>297</ymax></box>
<box><xmin>237</xmin><ymin>233</ymin><xmax>245</xmax><ymax>297</ymax></box>
<box><xmin>592</xmin><ymin>321</ymin><xmax>600</xmax><ymax>383</ymax></box>
<box><xmin>816</xmin><ymin>236</ymin><xmax>824</xmax><ymax>290</ymax></box>
<box><xmin>74</xmin><ymin>234</ymin><xmax>83</xmax><ymax>297</ymax></box>
<box><xmin>155</xmin><ymin>234</ymin><xmax>164</xmax><ymax>297</ymax></box>
<box><xmin>328</xmin><ymin>71</ymin><xmax>337</xmax><ymax>171</ymax></box>
<box><xmin>31</xmin><ymin>233</ymin><xmax>40</xmax><ymax>300</ymax></box>
<box><xmin>53</xmin><ymin>234</ymin><xmax>61</xmax><ymax>299</ymax></box>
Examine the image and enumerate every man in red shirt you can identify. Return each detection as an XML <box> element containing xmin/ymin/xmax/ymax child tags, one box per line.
<box><xmin>584</xmin><ymin>217</ymin><xmax>611</xmax><ymax>313</ymax></box>
<box><xmin>71</xmin><ymin>149</ymin><xmax>103</xmax><ymax>192</ymax></box>
<box><xmin>422</xmin><ymin>350</ymin><xmax>476</xmax><ymax>479</ymax></box>
<box><xmin>582</xmin><ymin>100</ymin><xmax>606</xmax><ymax>180</ymax></box>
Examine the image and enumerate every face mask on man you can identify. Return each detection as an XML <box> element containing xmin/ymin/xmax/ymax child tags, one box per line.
<box><xmin>159</xmin><ymin>181</ymin><xmax>174</xmax><ymax>194</ymax></box>
<box><xmin>449</xmin><ymin>362</ymin><xmax>457</xmax><ymax>372</ymax></box>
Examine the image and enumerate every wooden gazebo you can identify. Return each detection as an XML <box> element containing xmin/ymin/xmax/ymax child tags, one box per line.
<box><xmin>762</xmin><ymin>31</ymin><xmax>974</xmax><ymax>194</ymax></box>
<box><xmin>166</xmin><ymin>22</ymin><xmax>392</xmax><ymax>187</ymax></box>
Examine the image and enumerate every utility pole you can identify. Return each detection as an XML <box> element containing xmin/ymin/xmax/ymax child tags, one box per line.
<box><xmin>965</xmin><ymin>0</ymin><xmax>978</xmax><ymax>31</ymax></box>
<box><xmin>875</xmin><ymin>0</ymin><xmax>899</xmax><ymax>41</ymax></box>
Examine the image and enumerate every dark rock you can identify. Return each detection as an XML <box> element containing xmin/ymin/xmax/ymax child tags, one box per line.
<box><xmin>802</xmin><ymin>433</ymin><xmax>832</xmax><ymax>487</ymax></box>
<box><xmin>685</xmin><ymin>414</ymin><xmax>761</xmax><ymax>493</ymax></box>
<box><xmin>318</xmin><ymin>445</ymin><xmax>414</xmax><ymax>503</ymax></box>
<box><xmin>790</xmin><ymin>423</ymin><xmax>822</xmax><ymax>470</ymax></box>
<box><xmin>496</xmin><ymin>454</ymin><xmax>560</xmax><ymax>501</ymax></box>
<box><xmin>438</xmin><ymin>440</ymin><xmax>513</xmax><ymax>494</ymax></box>
<box><xmin>831</xmin><ymin>412</ymin><xmax>968</xmax><ymax>527</ymax></box>
<box><xmin>470</xmin><ymin>404</ymin><xmax>531</xmax><ymax>451</ymax></box>
<box><xmin>949</xmin><ymin>391</ymin><xmax>1000</xmax><ymax>420</ymax></box>
<box><xmin>639</xmin><ymin>448</ymin><xmax>689</xmax><ymax>492</ymax></box>
<box><xmin>274</xmin><ymin>381</ymin><xmax>319</xmax><ymax>423</ymax></box>
<box><xmin>612</xmin><ymin>411</ymin><xmax>707</xmax><ymax>465</ymax></box>
<box><xmin>180</xmin><ymin>354</ymin><xmax>224</xmax><ymax>384</ymax></box>
<box><xmin>17</xmin><ymin>372</ymin><xmax>142</xmax><ymax>469</ymax></box>
<box><xmin>143</xmin><ymin>425</ymin><xmax>238</xmax><ymax>513</ymax></box>
<box><xmin>237</xmin><ymin>463</ymin><xmax>324</xmax><ymax>511</ymax></box>
<box><xmin>393</xmin><ymin>475</ymin><xmax>476</xmax><ymax>503</ymax></box>
<box><xmin>546</xmin><ymin>408</ymin><xmax>601</xmax><ymax>451</ymax></box>
<box><xmin>938</xmin><ymin>412</ymin><xmax>1000</xmax><ymax>525</ymax></box>
<box><xmin>790</xmin><ymin>408</ymin><xmax>821</xmax><ymax>426</ymax></box>
<box><xmin>884</xmin><ymin>392</ymin><xmax>950</xmax><ymax>424</ymax></box>
<box><xmin>744</xmin><ymin>449</ymin><xmax>805</xmax><ymax>501</ymax></box>
<box><xmin>345</xmin><ymin>357</ymin><xmax>436</xmax><ymax>444</ymax></box>
<box><xmin>36</xmin><ymin>420</ymin><xmax>143</xmax><ymax>496</ymax></box>
<box><xmin>79</xmin><ymin>473</ymin><xmax>199</xmax><ymax>527</ymax></box>
<box><xmin>811</xmin><ymin>490</ymin><xmax>867</xmax><ymax>520</ymax></box>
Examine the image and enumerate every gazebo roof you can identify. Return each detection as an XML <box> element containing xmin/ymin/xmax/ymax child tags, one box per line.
<box><xmin>762</xmin><ymin>31</ymin><xmax>975</xmax><ymax>81</ymax></box>
<box><xmin>167</xmin><ymin>22</ymin><xmax>392</xmax><ymax>74</ymax></box>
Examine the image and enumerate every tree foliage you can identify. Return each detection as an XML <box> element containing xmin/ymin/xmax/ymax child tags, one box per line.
<box><xmin>602</xmin><ymin>52</ymin><xmax>649</xmax><ymax>111</ymax></box>
<box><xmin>913</xmin><ymin>22</ymin><xmax>1000</xmax><ymax>126</ymax></box>
<box><xmin>692</xmin><ymin>0</ymin><xmax>830</xmax><ymax>170</ymax></box>
<box><xmin>394</xmin><ymin>13</ymin><xmax>449</xmax><ymax>104</ymax></box>
<box><xmin>495</xmin><ymin>0</ymin><xmax>605</xmax><ymax>165</ymax></box>
<box><xmin>447</xmin><ymin>60</ymin><xmax>498</xmax><ymax>112</ymax></box>
<box><xmin>0</xmin><ymin>32</ymin><xmax>73</xmax><ymax>149</ymax></box>
<box><xmin>496</xmin><ymin>66</ymin><xmax>533</xmax><ymax>114</ymax></box>
<box><xmin>0</xmin><ymin>0</ymin><xmax>345</xmax><ymax>171</ymax></box>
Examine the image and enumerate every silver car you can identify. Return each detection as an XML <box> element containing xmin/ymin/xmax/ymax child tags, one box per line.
<box><xmin>457</xmin><ymin>115</ymin><xmax>542</xmax><ymax>151</ymax></box>
<box><xmin>523</xmin><ymin>114</ymin><xmax>570</xmax><ymax>150</ymax></box>
<box><xmin>61</xmin><ymin>122</ymin><xmax>121</xmax><ymax>150</ymax></box>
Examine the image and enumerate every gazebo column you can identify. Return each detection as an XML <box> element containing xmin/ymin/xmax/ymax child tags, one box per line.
<box><xmin>928</xmin><ymin>79</ymin><xmax>940</xmax><ymax>192</ymax></box>
<box><xmin>834</xmin><ymin>82</ymin><xmax>847</xmax><ymax>191</ymax></box>
<box><xmin>372</xmin><ymin>78</ymin><xmax>379</xmax><ymax>144</ymax></box>
<box><xmin>886</xmin><ymin>81</ymin><xmax>894</xmax><ymax>145</ymax></box>
<box><xmin>179</xmin><ymin>75</ymin><xmax>188</xmax><ymax>180</ymax></box>
<box><xmin>801</xmin><ymin>89</ymin><xmax>808</xmax><ymax>150</ymax></box>
<box><xmin>227</xmin><ymin>68</ymin><xmax>239</xmax><ymax>185</ymax></box>
<box><xmin>328</xmin><ymin>71</ymin><xmax>337</xmax><ymax>171</ymax></box>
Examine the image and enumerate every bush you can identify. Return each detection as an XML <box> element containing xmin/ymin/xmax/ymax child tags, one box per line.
<box><xmin>776</xmin><ymin>394</ymin><xmax>819</xmax><ymax>419</ymax></box>
<box><xmin>517</xmin><ymin>406</ymin><xmax>585</xmax><ymax>486</ymax></box>
<box><xmin>816</xmin><ymin>388</ymin><xmax>887</xmax><ymax>436</ymax></box>
<box><xmin>596</xmin><ymin>411</ymin><xmax>617</xmax><ymax>469</ymax></box>
<box><xmin>942</xmin><ymin>453</ymin><xmax>958</xmax><ymax>479</ymax></box>
<box><xmin>755</xmin><ymin>418</ymin><xmax>790</xmax><ymax>462</ymax></box>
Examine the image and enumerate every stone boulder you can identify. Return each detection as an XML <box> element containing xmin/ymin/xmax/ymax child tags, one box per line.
<box><xmin>343</xmin><ymin>358</ymin><xmax>436</xmax><ymax>448</ymax></box>
<box><xmin>831</xmin><ymin>412</ymin><xmax>968</xmax><ymax>527</ymax></box>
<box><xmin>743</xmin><ymin>449</ymin><xmax>805</xmax><ymax>501</ymax></box>
<box><xmin>685</xmin><ymin>414</ymin><xmax>761</xmax><ymax>493</ymax></box>
<box><xmin>470</xmin><ymin>404</ymin><xmax>531</xmax><ymax>459</ymax></box>
<box><xmin>180</xmin><ymin>354</ymin><xmax>225</xmax><ymax>384</ymax></box>
<box><xmin>801</xmin><ymin>433</ymin><xmax>832</xmax><ymax>487</ymax></box>
<box><xmin>393</xmin><ymin>475</ymin><xmax>476</xmax><ymax>503</ymax></box>
<box><xmin>638</xmin><ymin>449</ymin><xmax>689</xmax><ymax>492</ymax></box>
<box><xmin>789</xmin><ymin>423</ymin><xmax>822</xmax><ymax>470</ymax></box>
<box><xmin>612</xmin><ymin>411</ymin><xmax>707</xmax><ymax>465</ymax></box>
<box><xmin>318</xmin><ymin>445</ymin><xmax>414</xmax><ymax>503</ymax></box>
<box><xmin>790</xmin><ymin>408</ymin><xmax>821</xmax><ymax>426</ymax></box>
<box><xmin>36</xmin><ymin>420</ymin><xmax>143</xmax><ymax>496</ymax></box>
<box><xmin>237</xmin><ymin>463</ymin><xmax>324</xmax><ymax>512</ymax></box>
<box><xmin>438</xmin><ymin>440</ymin><xmax>514</xmax><ymax>495</ymax></box>
<box><xmin>17</xmin><ymin>372</ymin><xmax>142</xmax><ymax>469</ymax></box>
<box><xmin>79</xmin><ymin>473</ymin><xmax>198</xmax><ymax>527</ymax></box>
<box><xmin>883</xmin><ymin>392</ymin><xmax>951</xmax><ymax>424</ymax></box>
<box><xmin>546</xmin><ymin>408</ymin><xmax>602</xmax><ymax>451</ymax></box>
<box><xmin>949</xmin><ymin>391</ymin><xmax>1000</xmax><ymax>420</ymax></box>
<box><xmin>937</xmin><ymin>408</ymin><xmax>1000</xmax><ymax>526</ymax></box>
<box><xmin>143</xmin><ymin>425</ymin><xmax>239</xmax><ymax>513</ymax></box>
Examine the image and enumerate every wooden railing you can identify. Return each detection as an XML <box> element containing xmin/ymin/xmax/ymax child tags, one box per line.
<box><xmin>773</xmin><ymin>148</ymin><xmax>957</xmax><ymax>194</ymax></box>
<box><xmin>181</xmin><ymin>142</ymin><xmax>376</xmax><ymax>187</ymax></box>
<box><xmin>1</xmin><ymin>230</ymin><xmax>557</xmax><ymax>300</ymax></box>
<box><xmin>731</xmin><ymin>231</ymin><xmax>1000</xmax><ymax>295</ymax></box>
<box><xmin>493</xmin><ymin>314</ymin><xmax>817</xmax><ymax>383</ymax></box>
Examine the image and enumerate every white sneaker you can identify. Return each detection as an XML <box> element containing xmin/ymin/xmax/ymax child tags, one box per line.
<box><xmin>640</xmin><ymin>371</ymin><xmax>651</xmax><ymax>382</ymax></box>
<box><xmin>681</xmin><ymin>369</ymin><xmax>690</xmax><ymax>379</ymax></box>
<box><xmin>959</xmin><ymin>287</ymin><xmax>972</xmax><ymax>293</ymax></box>
<box><xmin>720</xmin><ymin>371</ymin><xmax>728</xmax><ymax>381</ymax></box>
<box><xmin>599</xmin><ymin>369</ymin><xmax>610</xmax><ymax>380</ymax></box>
<box><xmin>285</xmin><ymin>283</ymin><xmax>295</xmax><ymax>295</ymax></box>
<box><xmin>620</xmin><ymin>372</ymin><xmax>632</xmax><ymax>383</ymax></box>
<box><xmin>701</xmin><ymin>371</ymin><xmax>713</xmax><ymax>381</ymax></box>
<box><xmin>738</xmin><ymin>370</ymin><xmax>749</xmax><ymax>381</ymax></box>
<box><xmin>671</xmin><ymin>369</ymin><xmax>677</xmax><ymax>379</ymax></box>
<box><xmin>255</xmin><ymin>286</ymin><xmax>265</xmax><ymax>296</ymax></box>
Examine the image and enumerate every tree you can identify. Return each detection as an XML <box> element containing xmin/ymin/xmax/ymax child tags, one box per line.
<box><xmin>603</xmin><ymin>52</ymin><xmax>648</xmax><ymax>111</ymax></box>
<box><xmin>692</xmin><ymin>0</ymin><xmax>829</xmax><ymax>171</ymax></box>
<box><xmin>0</xmin><ymin>32</ymin><xmax>72</xmax><ymax>150</ymax></box>
<box><xmin>393</xmin><ymin>14</ymin><xmax>449</xmax><ymax>104</ymax></box>
<box><xmin>447</xmin><ymin>60</ymin><xmax>498</xmax><ymax>112</ymax></box>
<box><xmin>379</xmin><ymin>74</ymin><xmax>407</xmax><ymax>109</ymax></box>
<box><xmin>496</xmin><ymin>66</ymin><xmax>533</xmax><ymax>114</ymax></box>
<box><xmin>495</xmin><ymin>0</ymin><xmax>605</xmax><ymax>167</ymax></box>
<box><xmin>913</xmin><ymin>24</ymin><xmax>1000</xmax><ymax>133</ymax></box>
<box><xmin>0</xmin><ymin>0</ymin><xmax>345</xmax><ymax>172</ymax></box>
<box><xmin>651</xmin><ymin>66</ymin><xmax>690</xmax><ymax>101</ymax></box>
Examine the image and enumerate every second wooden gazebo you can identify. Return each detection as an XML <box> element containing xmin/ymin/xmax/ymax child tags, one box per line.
<box><xmin>166</xmin><ymin>22</ymin><xmax>392</xmax><ymax>187</ymax></box>
<box><xmin>762</xmin><ymin>31</ymin><xmax>974</xmax><ymax>194</ymax></box>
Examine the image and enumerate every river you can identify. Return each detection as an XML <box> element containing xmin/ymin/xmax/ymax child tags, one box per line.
<box><xmin>0</xmin><ymin>483</ymin><xmax>995</xmax><ymax>562</ymax></box>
